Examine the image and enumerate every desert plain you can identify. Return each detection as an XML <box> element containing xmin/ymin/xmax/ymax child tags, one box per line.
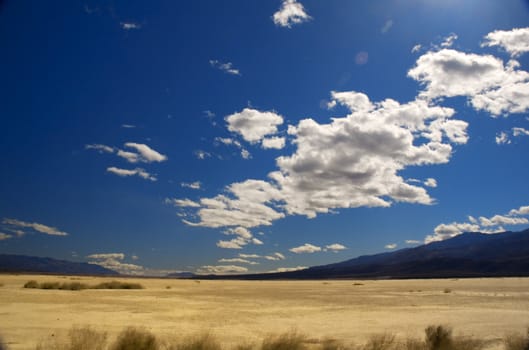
<box><xmin>0</xmin><ymin>275</ymin><xmax>528</xmax><ymax>349</ymax></box>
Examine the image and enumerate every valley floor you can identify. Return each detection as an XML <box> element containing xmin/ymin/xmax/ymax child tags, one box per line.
<box><xmin>0</xmin><ymin>275</ymin><xmax>528</xmax><ymax>349</ymax></box>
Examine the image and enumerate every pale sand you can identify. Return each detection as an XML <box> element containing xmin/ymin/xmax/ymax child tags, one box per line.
<box><xmin>0</xmin><ymin>275</ymin><xmax>528</xmax><ymax>349</ymax></box>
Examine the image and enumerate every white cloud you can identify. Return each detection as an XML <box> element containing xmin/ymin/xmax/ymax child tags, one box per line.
<box><xmin>107</xmin><ymin>167</ymin><xmax>157</xmax><ymax>181</ymax></box>
<box><xmin>509</xmin><ymin>205</ymin><xmax>529</xmax><ymax>216</ymax></box>
<box><xmin>355</xmin><ymin>51</ymin><xmax>369</xmax><ymax>65</ymax></box>
<box><xmin>241</xmin><ymin>149</ymin><xmax>252</xmax><ymax>159</ymax></box>
<box><xmin>252</xmin><ymin>237</ymin><xmax>264</xmax><ymax>245</ymax></box>
<box><xmin>217</xmin><ymin>239</ymin><xmax>245</xmax><ymax>249</ymax></box>
<box><xmin>225</xmin><ymin>108</ymin><xmax>284</xmax><ymax>144</ymax></box>
<box><xmin>496</xmin><ymin>131</ymin><xmax>511</xmax><ymax>145</ymax></box>
<box><xmin>269</xmin><ymin>266</ymin><xmax>307</xmax><ymax>273</ymax></box>
<box><xmin>513</xmin><ymin>127</ymin><xmax>529</xmax><ymax>137</ymax></box>
<box><xmin>479</xmin><ymin>215</ymin><xmax>529</xmax><ymax>227</ymax></box>
<box><xmin>194</xmin><ymin>150</ymin><xmax>211</xmax><ymax>160</ymax></box>
<box><xmin>408</xmin><ymin>46</ymin><xmax>529</xmax><ymax>116</ymax></box>
<box><xmin>122</xmin><ymin>143</ymin><xmax>167</xmax><ymax>163</ymax></box>
<box><xmin>216</xmin><ymin>226</ymin><xmax>263</xmax><ymax>249</ymax></box>
<box><xmin>289</xmin><ymin>243</ymin><xmax>322</xmax><ymax>254</ymax></box>
<box><xmin>381</xmin><ymin>19</ymin><xmax>393</xmax><ymax>34</ymax></box>
<box><xmin>325</xmin><ymin>243</ymin><xmax>347</xmax><ymax>252</ymax></box>
<box><xmin>385</xmin><ymin>243</ymin><xmax>397</xmax><ymax>249</ymax></box>
<box><xmin>120</xmin><ymin>22</ymin><xmax>141</xmax><ymax>30</ymax></box>
<box><xmin>183</xmin><ymin>180</ymin><xmax>284</xmax><ymax>228</ymax></box>
<box><xmin>412</xmin><ymin>44</ymin><xmax>422</xmax><ymax>53</ymax></box>
<box><xmin>424</xmin><ymin>178</ymin><xmax>438</xmax><ymax>188</ymax></box>
<box><xmin>405</xmin><ymin>240</ymin><xmax>421</xmax><ymax>244</ymax></box>
<box><xmin>482</xmin><ymin>27</ymin><xmax>529</xmax><ymax>57</ymax></box>
<box><xmin>272</xmin><ymin>0</ymin><xmax>311</xmax><ymax>28</ymax></box>
<box><xmin>121</xmin><ymin>124</ymin><xmax>136</xmax><ymax>128</ymax></box>
<box><xmin>215</xmin><ymin>137</ymin><xmax>242</xmax><ymax>148</ymax></box>
<box><xmin>181</xmin><ymin>181</ymin><xmax>202</xmax><ymax>190</ymax></box>
<box><xmin>265</xmin><ymin>252</ymin><xmax>286</xmax><ymax>261</ymax></box>
<box><xmin>116</xmin><ymin>150</ymin><xmax>141</xmax><ymax>163</ymax></box>
<box><xmin>239</xmin><ymin>253</ymin><xmax>261</xmax><ymax>259</ymax></box>
<box><xmin>219</xmin><ymin>258</ymin><xmax>259</xmax><ymax>265</ymax></box>
<box><xmin>0</xmin><ymin>233</ymin><xmax>12</xmax><ymax>240</ymax></box>
<box><xmin>87</xmin><ymin>253</ymin><xmax>144</xmax><ymax>275</ymax></box>
<box><xmin>426</xmin><ymin>204</ymin><xmax>529</xmax><ymax>243</ymax></box>
<box><xmin>86</xmin><ymin>253</ymin><xmax>125</xmax><ymax>260</ymax></box>
<box><xmin>197</xmin><ymin>265</ymin><xmax>248</xmax><ymax>274</ymax></box>
<box><xmin>441</xmin><ymin>33</ymin><xmax>458</xmax><ymax>48</ymax></box>
<box><xmin>165</xmin><ymin>198</ymin><xmax>201</xmax><ymax>208</ymax></box>
<box><xmin>85</xmin><ymin>144</ymin><xmax>115</xmax><ymax>154</ymax></box>
<box><xmin>262</xmin><ymin>136</ymin><xmax>286</xmax><ymax>149</ymax></box>
<box><xmin>209</xmin><ymin>60</ymin><xmax>241</xmax><ymax>75</ymax></box>
<box><xmin>2</xmin><ymin>218</ymin><xmax>68</xmax><ymax>236</ymax></box>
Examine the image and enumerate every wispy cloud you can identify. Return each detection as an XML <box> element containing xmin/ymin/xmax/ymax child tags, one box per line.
<box><xmin>85</xmin><ymin>144</ymin><xmax>114</xmax><ymax>154</ymax></box>
<box><xmin>0</xmin><ymin>233</ymin><xmax>12</xmax><ymax>240</ymax></box>
<box><xmin>181</xmin><ymin>181</ymin><xmax>202</xmax><ymax>190</ymax></box>
<box><xmin>272</xmin><ymin>0</ymin><xmax>312</xmax><ymax>28</ymax></box>
<box><xmin>209</xmin><ymin>60</ymin><xmax>241</xmax><ymax>75</ymax></box>
<box><xmin>107</xmin><ymin>167</ymin><xmax>157</xmax><ymax>181</ymax></box>
<box><xmin>381</xmin><ymin>19</ymin><xmax>393</xmax><ymax>34</ymax></box>
<box><xmin>120</xmin><ymin>22</ymin><xmax>141</xmax><ymax>30</ymax></box>
<box><xmin>269</xmin><ymin>266</ymin><xmax>307</xmax><ymax>273</ymax></box>
<box><xmin>2</xmin><ymin>218</ymin><xmax>68</xmax><ymax>236</ymax></box>
<box><xmin>197</xmin><ymin>265</ymin><xmax>248</xmax><ymax>274</ymax></box>
<box><xmin>385</xmin><ymin>243</ymin><xmax>397</xmax><ymax>249</ymax></box>
<box><xmin>165</xmin><ymin>198</ymin><xmax>201</xmax><ymax>208</ymax></box>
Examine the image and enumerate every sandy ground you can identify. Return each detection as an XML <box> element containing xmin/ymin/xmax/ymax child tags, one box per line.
<box><xmin>0</xmin><ymin>275</ymin><xmax>528</xmax><ymax>349</ymax></box>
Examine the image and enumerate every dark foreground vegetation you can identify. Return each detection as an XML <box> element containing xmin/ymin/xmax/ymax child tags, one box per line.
<box><xmin>23</xmin><ymin>280</ymin><xmax>144</xmax><ymax>290</ymax></box>
<box><xmin>0</xmin><ymin>325</ymin><xmax>526</xmax><ymax>350</ymax></box>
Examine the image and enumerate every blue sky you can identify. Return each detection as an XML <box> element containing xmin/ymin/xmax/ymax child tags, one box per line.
<box><xmin>1</xmin><ymin>0</ymin><xmax>529</xmax><ymax>275</ymax></box>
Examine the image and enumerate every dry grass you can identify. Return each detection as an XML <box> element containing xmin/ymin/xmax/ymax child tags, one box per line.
<box><xmin>36</xmin><ymin>326</ymin><xmax>108</xmax><ymax>350</ymax></box>
<box><xmin>170</xmin><ymin>333</ymin><xmax>221</xmax><ymax>350</ymax></box>
<box><xmin>504</xmin><ymin>328</ymin><xmax>529</xmax><ymax>350</ymax></box>
<box><xmin>362</xmin><ymin>333</ymin><xmax>397</xmax><ymax>350</ymax></box>
<box><xmin>111</xmin><ymin>327</ymin><xmax>158</xmax><ymax>350</ymax></box>
<box><xmin>23</xmin><ymin>280</ymin><xmax>142</xmax><ymax>290</ymax></box>
<box><xmin>261</xmin><ymin>331</ymin><xmax>308</xmax><ymax>350</ymax></box>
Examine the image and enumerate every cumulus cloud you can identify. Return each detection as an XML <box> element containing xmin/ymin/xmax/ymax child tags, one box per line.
<box><xmin>426</xmin><ymin>204</ymin><xmax>529</xmax><ymax>243</ymax></box>
<box><xmin>408</xmin><ymin>42</ymin><xmax>529</xmax><ymax>116</ymax></box>
<box><xmin>197</xmin><ymin>265</ymin><xmax>248</xmax><ymax>274</ymax></box>
<box><xmin>261</xmin><ymin>136</ymin><xmax>286</xmax><ymax>149</ymax></box>
<box><xmin>85</xmin><ymin>144</ymin><xmax>114</xmax><ymax>153</ymax></box>
<box><xmin>215</xmin><ymin>137</ymin><xmax>242</xmax><ymax>148</ymax></box>
<box><xmin>107</xmin><ymin>167</ymin><xmax>157</xmax><ymax>181</ymax></box>
<box><xmin>289</xmin><ymin>243</ymin><xmax>322</xmax><ymax>254</ymax></box>
<box><xmin>482</xmin><ymin>27</ymin><xmax>529</xmax><ymax>57</ymax></box>
<box><xmin>225</xmin><ymin>108</ymin><xmax>284</xmax><ymax>144</ymax></box>
<box><xmin>87</xmin><ymin>253</ymin><xmax>144</xmax><ymax>275</ymax></box>
<box><xmin>509</xmin><ymin>205</ymin><xmax>529</xmax><ymax>216</ymax></box>
<box><xmin>183</xmin><ymin>180</ymin><xmax>284</xmax><ymax>228</ymax></box>
<box><xmin>513</xmin><ymin>127</ymin><xmax>529</xmax><ymax>137</ymax></box>
<box><xmin>165</xmin><ymin>198</ymin><xmax>201</xmax><ymax>208</ymax></box>
<box><xmin>216</xmin><ymin>226</ymin><xmax>264</xmax><ymax>249</ymax></box>
<box><xmin>241</xmin><ymin>149</ymin><xmax>252</xmax><ymax>159</ymax></box>
<box><xmin>272</xmin><ymin>0</ymin><xmax>311</xmax><ymax>28</ymax></box>
<box><xmin>324</xmin><ymin>243</ymin><xmax>347</xmax><ymax>252</ymax></box>
<box><xmin>479</xmin><ymin>214</ymin><xmax>528</xmax><ymax>227</ymax></box>
<box><xmin>209</xmin><ymin>60</ymin><xmax>241</xmax><ymax>75</ymax></box>
<box><xmin>121</xmin><ymin>143</ymin><xmax>167</xmax><ymax>163</ymax></box>
<box><xmin>2</xmin><ymin>218</ymin><xmax>68</xmax><ymax>236</ymax></box>
<box><xmin>181</xmin><ymin>181</ymin><xmax>202</xmax><ymax>190</ymax></box>
<box><xmin>496</xmin><ymin>131</ymin><xmax>511</xmax><ymax>145</ymax></box>
<box><xmin>385</xmin><ymin>243</ymin><xmax>397</xmax><ymax>249</ymax></box>
<box><xmin>424</xmin><ymin>178</ymin><xmax>438</xmax><ymax>188</ymax></box>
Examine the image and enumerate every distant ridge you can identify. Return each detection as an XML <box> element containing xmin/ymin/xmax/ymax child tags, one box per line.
<box><xmin>198</xmin><ymin>228</ymin><xmax>529</xmax><ymax>280</ymax></box>
<box><xmin>0</xmin><ymin>254</ymin><xmax>119</xmax><ymax>276</ymax></box>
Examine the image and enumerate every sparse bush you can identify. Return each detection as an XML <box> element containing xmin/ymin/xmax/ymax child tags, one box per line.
<box><xmin>111</xmin><ymin>327</ymin><xmax>158</xmax><ymax>350</ymax></box>
<box><xmin>451</xmin><ymin>336</ymin><xmax>486</xmax><ymax>350</ymax></box>
<box><xmin>504</xmin><ymin>328</ymin><xmax>529</xmax><ymax>350</ymax></box>
<box><xmin>233</xmin><ymin>343</ymin><xmax>255</xmax><ymax>350</ymax></box>
<box><xmin>24</xmin><ymin>280</ymin><xmax>39</xmax><ymax>288</ymax></box>
<box><xmin>40</xmin><ymin>282</ymin><xmax>61</xmax><ymax>290</ymax></box>
<box><xmin>66</xmin><ymin>326</ymin><xmax>108</xmax><ymax>350</ymax></box>
<box><xmin>261</xmin><ymin>331</ymin><xmax>307</xmax><ymax>350</ymax></box>
<box><xmin>321</xmin><ymin>338</ymin><xmax>348</xmax><ymax>350</ymax></box>
<box><xmin>171</xmin><ymin>333</ymin><xmax>221</xmax><ymax>350</ymax></box>
<box><xmin>92</xmin><ymin>281</ymin><xmax>144</xmax><ymax>290</ymax></box>
<box><xmin>362</xmin><ymin>333</ymin><xmax>396</xmax><ymax>350</ymax></box>
<box><xmin>425</xmin><ymin>325</ymin><xmax>453</xmax><ymax>350</ymax></box>
<box><xmin>403</xmin><ymin>337</ymin><xmax>426</xmax><ymax>350</ymax></box>
<box><xmin>443</xmin><ymin>288</ymin><xmax>451</xmax><ymax>294</ymax></box>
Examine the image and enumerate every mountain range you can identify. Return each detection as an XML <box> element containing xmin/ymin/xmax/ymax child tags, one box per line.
<box><xmin>0</xmin><ymin>254</ymin><xmax>118</xmax><ymax>275</ymax></box>
<box><xmin>200</xmin><ymin>228</ymin><xmax>529</xmax><ymax>279</ymax></box>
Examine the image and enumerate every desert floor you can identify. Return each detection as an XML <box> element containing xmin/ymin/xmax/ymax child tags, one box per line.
<box><xmin>0</xmin><ymin>275</ymin><xmax>528</xmax><ymax>349</ymax></box>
